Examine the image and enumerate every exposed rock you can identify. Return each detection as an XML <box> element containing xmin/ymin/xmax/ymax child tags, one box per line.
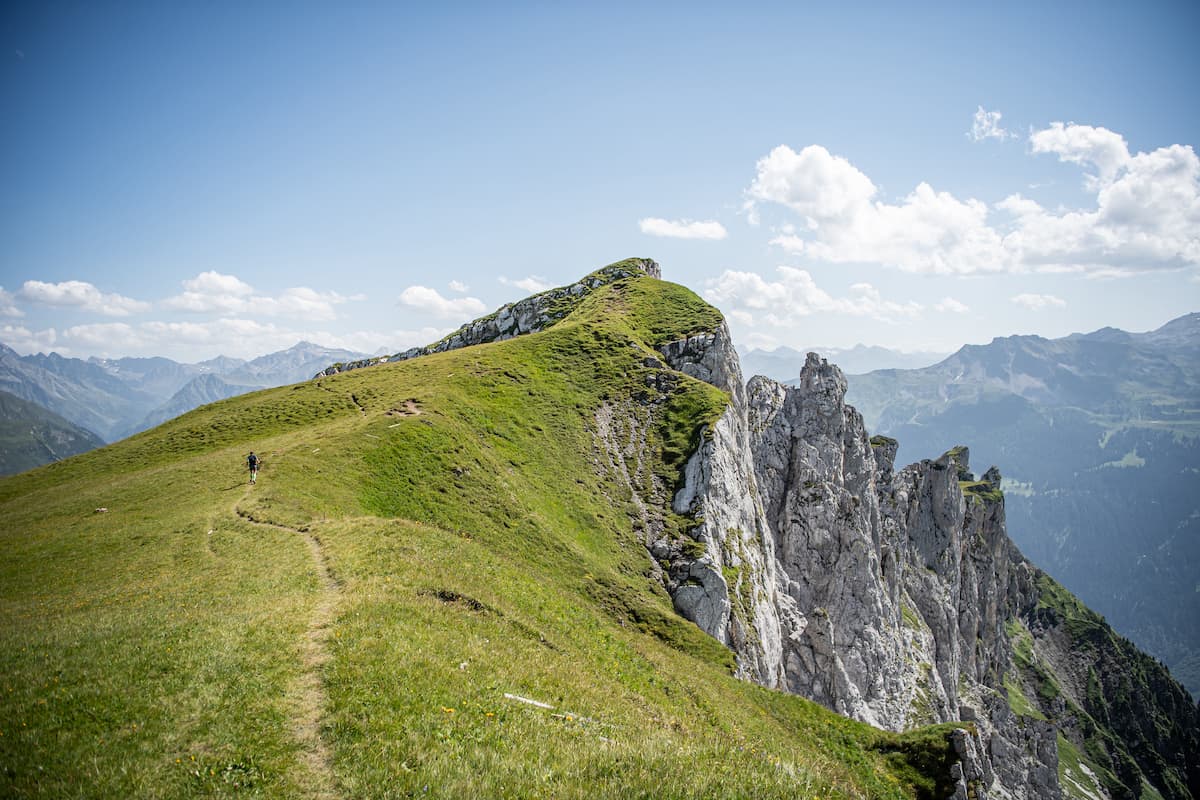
<box><xmin>654</xmin><ymin>322</ymin><xmax>791</xmax><ymax>685</ymax></box>
<box><xmin>950</xmin><ymin>726</ymin><xmax>993</xmax><ymax>800</ymax></box>
<box><xmin>315</xmin><ymin>258</ymin><xmax>661</xmax><ymax>378</ymax></box>
<box><xmin>624</xmin><ymin>335</ymin><xmax>1199</xmax><ymax>799</ymax></box>
<box><xmin>334</xmin><ymin>259</ymin><xmax>1197</xmax><ymax>799</ymax></box>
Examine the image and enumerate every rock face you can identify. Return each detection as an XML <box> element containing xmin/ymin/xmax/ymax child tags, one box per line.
<box><xmin>314</xmin><ymin>260</ymin><xmax>1198</xmax><ymax>798</ymax></box>
<box><xmin>315</xmin><ymin>258</ymin><xmax>662</xmax><ymax>378</ymax></box>
<box><xmin>637</xmin><ymin>340</ymin><xmax>1199</xmax><ymax>799</ymax></box>
<box><xmin>657</xmin><ymin>324</ymin><xmax>795</xmax><ymax>687</ymax></box>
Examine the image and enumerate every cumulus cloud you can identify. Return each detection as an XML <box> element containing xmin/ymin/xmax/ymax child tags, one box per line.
<box><xmin>398</xmin><ymin>285</ymin><xmax>487</xmax><ymax>319</ymax></box>
<box><xmin>448</xmin><ymin>280</ymin><xmax>469</xmax><ymax>293</ymax></box>
<box><xmin>164</xmin><ymin>271</ymin><xmax>355</xmax><ymax>320</ymax></box>
<box><xmin>259</xmin><ymin>287</ymin><xmax>354</xmax><ymax>321</ymax></box>
<box><xmin>704</xmin><ymin>266</ymin><xmax>922</xmax><ymax>327</ymax></box>
<box><xmin>134</xmin><ymin>318</ymin><xmax>339</xmax><ymax>355</ymax></box>
<box><xmin>0</xmin><ymin>316</ymin><xmax>453</xmax><ymax>362</ymax></box>
<box><xmin>164</xmin><ymin>271</ymin><xmax>254</xmax><ymax>313</ymax></box>
<box><xmin>750</xmin><ymin>145</ymin><xmax>1005</xmax><ymax>274</ymax></box>
<box><xmin>1010</xmin><ymin>293</ymin><xmax>1066</xmax><ymax>310</ymax></box>
<box><xmin>969</xmin><ymin>106</ymin><xmax>1013</xmax><ymax>142</ymax></box>
<box><xmin>935</xmin><ymin>297</ymin><xmax>970</xmax><ymax>313</ymax></box>
<box><xmin>1001</xmin><ymin>136</ymin><xmax>1200</xmax><ymax>273</ymax></box>
<box><xmin>0</xmin><ymin>287</ymin><xmax>22</xmax><ymax>318</ymax></box>
<box><xmin>1030</xmin><ymin>121</ymin><xmax>1130</xmax><ymax>185</ymax></box>
<box><xmin>748</xmin><ymin>123</ymin><xmax>1200</xmax><ymax>276</ymax></box>
<box><xmin>638</xmin><ymin>217</ymin><xmax>728</xmax><ymax>240</ymax></box>
<box><xmin>61</xmin><ymin>322</ymin><xmax>140</xmax><ymax>349</ymax></box>
<box><xmin>499</xmin><ymin>275</ymin><xmax>554</xmax><ymax>293</ymax></box>
<box><xmin>1</xmin><ymin>324</ymin><xmax>57</xmax><ymax>354</ymax></box>
<box><xmin>769</xmin><ymin>234</ymin><xmax>806</xmax><ymax>253</ymax></box>
<box><xmin>748</xmin><ymin>144</ymin><xmax>876</xmax><ymax>223</ymax></box>
<box><xmin>18</xmin><ymin>280</ymin><xmax>149</xmax><ymax>316</ymax></box>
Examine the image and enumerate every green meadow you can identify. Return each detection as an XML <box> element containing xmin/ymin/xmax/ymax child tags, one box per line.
<box><xmin>1</xmin><ymin>274</ymin><xmax>960</xmax><ymax>798</ymax></box>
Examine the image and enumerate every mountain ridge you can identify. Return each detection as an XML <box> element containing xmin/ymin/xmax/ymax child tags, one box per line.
<box><xmin>0</xmin><ymin>341</ymin><xmax>370</xmax><ymax>472</ymax></box>
<box><xmin>0</xmin><ymin>389</ymin><xmax>106</xmax><ymax>476</ymax></box>
<box><xmin>1</xmin><ymin>259</ymin><xmax>1196</xmax><ymax>799</ymax></box>
<box><xmin>310</xmin><ymin>259</ymin><xmax>1197</xmax><ymax>797</ymax></box>
<box><xmin>739</xmin><ymin>343</ymin><xmax>950</xmax><ymax>379</ymax></box>
<box><xmin>2</xmin><ymin>259</ymin><xmax>964</xmax><ymax>798</ymax></box>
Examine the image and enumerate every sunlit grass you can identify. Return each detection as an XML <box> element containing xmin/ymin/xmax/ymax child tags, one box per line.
<box><xmin>1</xmin><ymin>273</ymin><xmax>956</xmax><ymax>798</ymax></box>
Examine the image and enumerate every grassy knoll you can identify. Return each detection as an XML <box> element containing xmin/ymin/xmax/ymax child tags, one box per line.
<box><xmin>1</xmin><ymin>272</ymin><xmax>957</xmax><ymax>798</ymax></box>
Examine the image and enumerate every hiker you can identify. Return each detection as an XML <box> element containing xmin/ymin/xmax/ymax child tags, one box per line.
<box><xmin>247</xmin><ymin>451</ymin><xmax>260</xmax><ymax>484</ymax></box>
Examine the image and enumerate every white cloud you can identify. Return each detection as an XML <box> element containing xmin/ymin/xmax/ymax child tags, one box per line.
<box><xmin>1</xmin><ymin>316</ymin><xmax>454</xmax><ymax>362</ymax></box>
<box><xmin>164</xmin><ymin>270</ymin><xmax>254</xmax><ymax>313</ymax></box>
<box><xmin>969</xmin><ymin>106</ymin><xmax>1013</xmax><ymax>142</ymax></box>
<box><xmin>751</xmin><ymin>145</ymin><xmax>1006</xmax><ymax>275</ymax></box>
<box><xmin>704</xmin><ymin>266</ymin><xmax>922</xmax><ymax>327</ymax></box>
<box><xmin>499</xmin><ymin>275</ymin><xmax>554</xmax><ymax>293</ymax></box>
<box><xmin>1029</xmin><ymin>121</ymin><xmax>1130</xmax><ymax>184</ymax></box>
<box><xmin>748</xmin><ymin>144</ymin><xmax>876</xmax><ymax>223</ymax></box>
<box><xmin>768</xmin><ymin>234</ymin><xmax>806</xmax><ymax>253</ymax></box>
<box><xmin>398</xmin><ymin>285</ymin><xmax>487</xmax><ymax>319</ymax></box>
<box><xmin>1</xmin><ymin>324</ymin><xmax>58</xmax><ymax>354</ymax></box>
<box><xmin>448</xmin><ymin>280</ymin><xmax>469</xmax><ymax>293</ymax></box>
<box><xmin>1003</xmin><ymin>135</ymin><xmax>1200</xmax><ymax>273</ymax></box>
<box><xmin>258</xmin><ymin>287</ymin><xmax>352</xmax><ymax>321</ymax></box>
<box><xmin>1010</xmin><ymin>293</ymin><xmax>1066</xmax><ymax>310</ymax></box>
<box><xmin>0</xmin><ymin>287</ymin><xmax>22</xmax><ymax>318</ymax></box>
<box><xmin>935</xmin><ymin>297</ymin><xmax>970</xmax><ymax>313</ymax></box>
<box><xmin>809</xmin><ymin>182</ymin><xmax>1005</xmax><ymax>274</ymax></box>
<box><xmin>18</xmin><ymin>280</ymin><xmax>149</xmax><ymax>316</ymax></box>
<box><xmin>638</xmin><ymin>217</ymin><xmax>728</xmax><ymax>240</ymax></box>
<box><xmin>164</xmin><ymin>271</ymin><xmax>354</xmax><ymax>320</ymax></box>
<box><xmin>184</xmin><ymin>270</ymin><xmax>255</xmax><ymax>296</ymax></box>
<box><xmin>61</xmin><ymin>322</ymin><xmax>141</xmax><ymax>349</ymax></box>
<box><xmin>748</xmin><ymin>124</ymin><xmax>1200</xmax><ymax>277</ymax></box>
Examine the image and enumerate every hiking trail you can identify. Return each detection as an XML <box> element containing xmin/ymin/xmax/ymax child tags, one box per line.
<box><xmin>234</xmin><ymin>490</ymin><xmax>341</xmax><ymax>800</ymax></box>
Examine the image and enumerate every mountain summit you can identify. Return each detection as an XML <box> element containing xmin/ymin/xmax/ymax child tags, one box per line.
<box><xmin>2</xmin><ymin>259</ymin><xmax>1196</xmax><ymax>799</ymax></box>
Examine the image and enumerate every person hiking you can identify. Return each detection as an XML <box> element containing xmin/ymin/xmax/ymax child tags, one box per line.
<box><xmin>247</xmin><ymin>451</ymin><xmax>260</xmax><ymax>484</ymax></box>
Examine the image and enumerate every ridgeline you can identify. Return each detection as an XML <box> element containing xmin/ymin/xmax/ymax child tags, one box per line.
<box><xmin>1</xmin><ymin>259</ymin><xmax>1195</xmax><ymax>799</ymax></box>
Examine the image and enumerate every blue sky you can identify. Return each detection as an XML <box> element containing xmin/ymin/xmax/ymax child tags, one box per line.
<box><xmin>2</xmin><ymin>1</ymin><xmax>1198</xmax><ymax>362</ymax></box>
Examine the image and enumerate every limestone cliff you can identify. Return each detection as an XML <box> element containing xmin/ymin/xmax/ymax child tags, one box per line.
<box><xmin>319</xmin><ymin>259</ymin><xmax>1198</xmax><ymax>798</ymax></box>
<box><xmin>650</xmin><ymin>339</ymin><xmax>1199</xmax><ymax>799</ymax></box>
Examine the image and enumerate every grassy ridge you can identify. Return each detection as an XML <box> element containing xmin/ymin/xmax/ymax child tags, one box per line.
<box><xmin>1</xmin><ymin>274</ymin><xmax>956</xmax><ymax>798</ymax></box>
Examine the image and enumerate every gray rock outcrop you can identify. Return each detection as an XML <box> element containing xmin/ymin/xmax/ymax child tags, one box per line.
<box><xmin>315</xmin><ymin>258</ymin><xmax>661</xmax><ymax>378</ymax></box>
<box><xmin>314</xmin><ymin>259</ymin><xmax>1196</xmax><ymax>798</ymax></box>
<box><xmin>636</xmin><ymin>342</ymin><xmax>1074</xmax><ymax>798</ymax></box>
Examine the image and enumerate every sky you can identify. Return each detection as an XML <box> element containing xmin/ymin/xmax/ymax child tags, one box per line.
<box><xmin>1</xmin><ymin>1</ymin><xmax>1198</xmax><ymax>363</ymax></box>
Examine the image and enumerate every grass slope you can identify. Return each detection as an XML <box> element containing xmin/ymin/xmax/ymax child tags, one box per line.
<box><xmin>1</xmin><ymin>272</ymin><xmax>957</xmax><ymax>799</ymax></box>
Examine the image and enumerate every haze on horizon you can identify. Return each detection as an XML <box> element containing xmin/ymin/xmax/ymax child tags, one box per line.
<box><xmin>1</xmin><ymin>2</ymin><xmax>1197</xmax><ymax>364</ymax></box>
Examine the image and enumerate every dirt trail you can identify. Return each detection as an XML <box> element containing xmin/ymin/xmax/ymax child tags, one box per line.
<box><xmin>234</xmin><ymin>492</ymin><xmax>341</xmax><ymax>800</ymax></box>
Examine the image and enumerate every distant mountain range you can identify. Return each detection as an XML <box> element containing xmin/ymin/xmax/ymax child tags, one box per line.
<box><xmin>836</xmin><ymin>312</ymin><xmax>1200</xmax><ymax>697</ymax></box>
<box><xmin>0</xmin><ymin>341</ymin><xmax>368</xmax><ymax>472</ymax></box>
<box><xmin>0</xmin><ymin>390</ymin><xmax>106</xmax><ymax>476</ymax></box>
<box><xmin>738</xmin><ymin>344</ymin><xmax>949</xmax><ymax>380</ymax></box>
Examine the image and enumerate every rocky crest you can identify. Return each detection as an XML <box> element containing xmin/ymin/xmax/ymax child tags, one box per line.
<box><xmin>316</xmin><ymin>258</ymin><xmax>662</xmax><ymax>378</ymax></box>
<box><xmin>626</xmin><ymin>337</ymin><xmax>1199</xmax><ymax>799</ymax></box>
<box><xmin>315</xmin><ymin>259</ymin><xmax>1197</xmax><ymax>798</ymax></box>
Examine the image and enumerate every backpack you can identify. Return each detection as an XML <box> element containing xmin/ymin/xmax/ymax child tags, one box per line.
<box><xmin>248</xmin><ymin>454</ymin><xmax>259</xmax><ymax>468</ymax></box>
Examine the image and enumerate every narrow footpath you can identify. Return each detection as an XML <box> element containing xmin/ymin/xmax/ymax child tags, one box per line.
<box><xmin>235</xmin><ymin>492</ymin><xmax>342</xmax><ymax>800</ymax></box>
